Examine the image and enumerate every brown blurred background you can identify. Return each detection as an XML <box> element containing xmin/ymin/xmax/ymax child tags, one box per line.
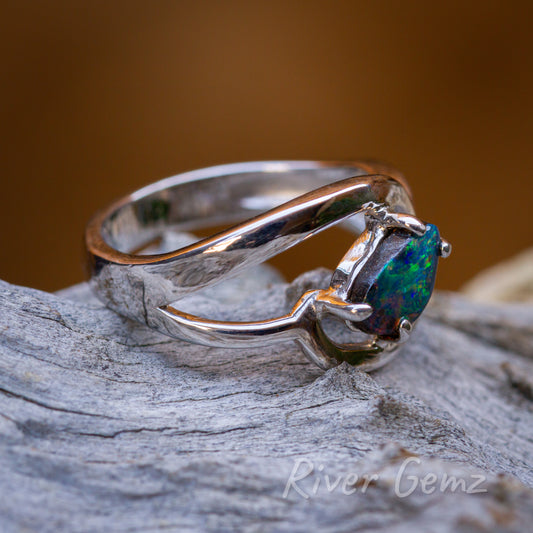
<box><xmin>1</xmin><ymin>0</ymin><xmax>532</xmax><ymax>292</ymax></box>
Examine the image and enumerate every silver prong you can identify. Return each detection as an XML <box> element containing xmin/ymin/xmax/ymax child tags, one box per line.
<box><xmin>364</xmin><ymin>202</ymin><xmax>426</xmax><ymax>236</ymax></box>
<box><xmin>439</xmin><ymin>239</ymin><xmax>452</xmax><ymax>258</ymax></box>
<box><xmin>315</xmin><ymin>292</ymin><xmax>373</xmax><ymax>323</ymax></box>
<box><xmin>374</xmin><ymin>317</ymin><xmax>412</xmax><ymax>351</ymax></box>
<box><xmin>391</xmin><ymin>214</ymin><xmax>427</xmax><ymax>236</ymax></box>
<box><xmin>397</xmin><ymin>318</ymin><xmax>412</xmax><ymax>343</ymax></box>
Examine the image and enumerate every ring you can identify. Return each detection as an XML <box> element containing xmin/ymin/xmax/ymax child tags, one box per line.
<box><xmin>85</xmin><ymin>161</ymin><xmax>451</xmax><ymax>370</ymax></box>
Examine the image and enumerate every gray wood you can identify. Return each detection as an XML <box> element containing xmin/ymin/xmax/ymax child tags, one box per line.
<box><xmin>1</xmin><ymin>254</ymin><xmax>533</xmax><ymax>532</ymax></box>
<box><xmin>462</xmin><ymin>248</ymin><xmax>533</xmax><ymax>303</ymax></box>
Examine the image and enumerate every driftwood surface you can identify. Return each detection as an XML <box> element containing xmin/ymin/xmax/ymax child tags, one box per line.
<box><xmin>1</xmin><ymin>241</ymin><xmax>533</xmax><ymax>532</ymax></box>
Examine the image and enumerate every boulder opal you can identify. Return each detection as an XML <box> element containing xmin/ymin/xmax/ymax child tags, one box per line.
<box><xmin>349</xmin><ymin>223</ymin><xmax>440</xmax><ymax>339</ymax></box>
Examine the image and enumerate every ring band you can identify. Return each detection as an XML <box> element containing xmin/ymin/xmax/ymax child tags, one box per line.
<box><xmin>85</xmin><ymin>161</ymin><xmax>450</xmax><ymax>370</ymax></box>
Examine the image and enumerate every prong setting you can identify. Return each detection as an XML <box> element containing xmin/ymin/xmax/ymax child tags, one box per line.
<box><xmin>315</xmin><ymin>291</ymin><xmax>373</xmax><ymax>323</ymax></box>
<box><xmin>398</xmin><ymin>317</ymin><xmax>413</xmax><ymax>343</ymax></box>
<box><xmin>374</xmin><ymin>317</ymin><xmax>413</xmax><ymax>351</ymax></box>
<box><xmin>363</xmin><ymin>202</ymin><xmax>427</xmax><ymax>236</ymax></box>
<box><xmin>439</xmin><ymin>239</ymin><xmax>452</xmax><ymax>258</ymax></box>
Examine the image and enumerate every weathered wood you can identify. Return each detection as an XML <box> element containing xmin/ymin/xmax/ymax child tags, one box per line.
<box><xmin>462</xmin><ymin>248</ymin><xmax>533</xmax><ymax>303</ymax></box>
<box><xmin>1</xmin><ymin>249</ymin><xmax>533</xmax><ymax>532</ymax></box>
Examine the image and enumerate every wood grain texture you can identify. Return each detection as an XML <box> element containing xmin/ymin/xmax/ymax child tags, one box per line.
<box><xmin>1</xmin><ymin>261</ymin><xmax>533</xmax><ymax>532</ymax></box>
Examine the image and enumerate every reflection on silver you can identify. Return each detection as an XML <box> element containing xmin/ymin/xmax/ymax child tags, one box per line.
<box><xmin>86</xmin><ymin>161</ymin><xmax>447</xmax><ymax>370</ymax></box>
<box><xmin>439</xmin><ymin>239</ymin><xmax>452</xmax><ymax>258</ymax></box>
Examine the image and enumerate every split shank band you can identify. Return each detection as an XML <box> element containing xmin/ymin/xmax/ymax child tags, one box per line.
<box><xmin>85</xmin><ymin>161</ymin><xmax>449</xmax><ymax>371</ymax></box>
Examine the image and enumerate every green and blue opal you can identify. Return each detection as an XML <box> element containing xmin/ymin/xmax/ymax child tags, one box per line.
<box><xmin>351</xmin><ymin>223</ymin><xmax>441</xmax><ymax>338</ymax></box>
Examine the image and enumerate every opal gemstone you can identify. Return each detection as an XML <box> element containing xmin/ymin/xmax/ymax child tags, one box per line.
<box><xmin>350</xmin><ymin>224</ymin><xmax>440</xmax><ymax>338</ymax></box>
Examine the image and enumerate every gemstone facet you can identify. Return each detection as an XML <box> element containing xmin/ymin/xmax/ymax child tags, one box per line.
<box><xmin>350</xmin><ymin>223</ymin><xmax>440</xmax><ymax>338</ymax></box>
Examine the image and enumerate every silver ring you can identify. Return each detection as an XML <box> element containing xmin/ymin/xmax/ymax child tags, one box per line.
<box><xmin>85</xmin><ymin>161</ymin><xmax>451</xmax><ymax>370</ymax></box>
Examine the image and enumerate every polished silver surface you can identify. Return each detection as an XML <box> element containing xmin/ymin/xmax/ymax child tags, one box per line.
<box><xmin>439</xmin><ymin>239</ymin><xmax>452</xmax><ymax>258</ymax></box>
<box><xmin>86</xmin><ymin>160</ymin><xmax>446</xmax><ymax>370</ymax></box>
